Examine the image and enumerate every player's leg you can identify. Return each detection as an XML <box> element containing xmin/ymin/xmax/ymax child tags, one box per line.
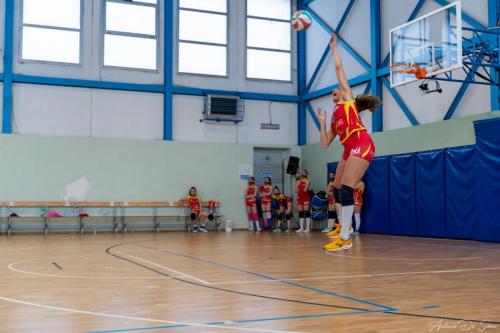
<box><xmin>353</xmin><ymin>204</ymin><xmax>361</xmax><ymax>235</ymax></box>
<box><xmin>246</xmin><ymin>204</ymin><xmax>254</xmax><ymax>231</ymax></box>
<box><xmin>303</xmin><ymin>202</ymin><xmax>311</xmax><ymax>232</ymax></box>
<box><xmin>296</xmin><ymin>203</ymin><xmax>305</xmax><ymax>232</ymax></box>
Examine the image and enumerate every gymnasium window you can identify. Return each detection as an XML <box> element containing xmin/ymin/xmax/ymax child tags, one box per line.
<box><xmin>21</xmin><ymin>0</ymin><xmax>82</xmax><ymax>64</ymax></box>
<box><xmin>246</xmin><ymin>0</ymin><xmax>291</xmax><ymax>81</ymax></box>
<box><xmin>178</xmin><ymin>0</ymin><xmax>228</xmax><ymax>76</ymax></box>
<box><xmin>103</xmin><ymin>0</ymin><xmax>159</xmax><ymax>70</ymax></box>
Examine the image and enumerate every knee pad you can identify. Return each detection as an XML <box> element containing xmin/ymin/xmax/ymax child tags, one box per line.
<box><xmin>208</xmin><ymin>213</ymin><xmax>214</xmax><ymax>221</ymax></box>
<box><xmin>299</xmin><ymin>211</ymin><xmax>304</xmax><ymax>218</ymax></box>
<box><xmin>285</xmin><ymin>213</ymin><xmax>291</xmax><ymax>220</ymax></box>
<box><xmin>278</xmin><ymin>213</ymin><xmax>284</xmax><ymax>220</ymax></box>
<box><xmin>333</xmin><ymin>188</ymin><xmax>340</xmax><ymax>203</ymax></box>
<box><xmin>340</xmin><ymin>185</ymin><xmax>355</xmax><ymax>206</ymax></box>
<box><xmin>190</xmin><ymin>213</ymin><xmax>197</xmax><ymax>221</ymax></box>
<box><xmin>328</xmin><ymin>210</ymin><xmax>337</xmax><ymax>219</ymax></box>
<box><xmin>304</xmin><ymin>211</ymin><xmax>311</xmax><ymax>218</ymax></box>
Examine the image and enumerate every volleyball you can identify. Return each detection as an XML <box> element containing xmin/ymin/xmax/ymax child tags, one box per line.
<box><xmin>292</xmin><ymin>10</ymin><xmax>313</xmax><ymax>31</ymax></box>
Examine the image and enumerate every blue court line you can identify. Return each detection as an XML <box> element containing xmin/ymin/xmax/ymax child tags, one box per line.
<box><xmin>134</xmin><ymin>244</ymin><xmax>397</xmax><ymax>312</ymax></box>
<box><xmin>88</xmin><ymin>309</ymin><xmax>391</xmax><ymax>333</ymax></box>
<box><xmin>422</xmin><ymin>305</ymin><xmax>440</xmax><ymax>309</ymax></box>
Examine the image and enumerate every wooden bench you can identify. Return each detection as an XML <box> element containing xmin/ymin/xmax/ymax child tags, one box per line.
<box><xmin>2</xmin><ymin>201</ymin><xmax>222</xmax><ymax>235</ymax></box>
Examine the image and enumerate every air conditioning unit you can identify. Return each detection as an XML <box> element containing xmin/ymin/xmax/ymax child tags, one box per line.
<box><xmin>204</xmin><ymin>95</ymin><xmax>244</xmax><ymax>123</ymax></box>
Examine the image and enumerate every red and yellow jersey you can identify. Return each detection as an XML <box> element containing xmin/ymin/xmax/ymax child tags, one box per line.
<box><xmin>187</xmin><ymin>195</ymin><xmax>201</xmax><ymax>212</ymax></box>
<box><xmin>245</xmin><ymin>185</ymin><xmax>258</xmax><ymax>199</ymax></box>
<box><xmin>354</xmin><ymin>185</ymin><xmax>365</xmax><ymax>206</ymax></box>
<box><xmin>273</xmin><ymin>193</ymin><xmax>286</xmax><ymax>206</ymax></box>
<box><xmin>296</xmin><ymin>179</ymin><xmax>309</xmax><ymax>196</ymax></box>
<box><xmin>332</xmin><ymin>100</ymin><xmax>366</xmax><ymax>144</ymax></box>
<box><xmin>260</xmin><ymin>185</ymin><xmax>272</xmax><ymax>198</ymax></box>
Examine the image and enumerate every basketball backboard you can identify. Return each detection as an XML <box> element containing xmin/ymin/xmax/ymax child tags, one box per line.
<box><xmin>390</xmin><ymin>1</ymin><xmax>462</xmax><ymax>87</ymax></box>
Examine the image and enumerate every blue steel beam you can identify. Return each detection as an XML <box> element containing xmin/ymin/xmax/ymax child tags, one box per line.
<box><xmin>443</xmin><ymin>55</ymin><xmax>485</xmax><ymax>120</ymax></box>
<box><xmin>381</xmin><ymin>77</ymin><xmax>419</xmax><ymax>126</ymax></box>
<box><xmin>2</xmin><ymin>0</ymin><xmax>13</xmax><ymax>134</ymax></box>
<box><xmin>488</xmin><ymin>0</ymin><xmax>499</xmax><ymax>111</ymax></box>
<box><xmin>305</xmin><ymin>46</ymin><xmax>330</xmax><ymax>93</ymax></box>
<box><xmin>173</xmin><ymin>86</ymin><xmax>299</xmax><ymax>102</ymax></box>
<box><xmin>305</xmin><ymin>0</ymin><xmax>357</xmax><ymax>93</ymax></box>
<box><xmin>305</xmin><ymin>7</ymin><xmax>370</xmax><ymax>70</ymax></box>
<box><xmin>370</xmin><ymin>0</ymin><xmax>383</xmax><ymax>132</ymax></box>
<box><xmin>305</xmin><ymin>102</ymin><xmax>321</xmax><ymax>130</ymax></box>
<box><xmin>12</xmin><ymin>75</ymin><xmax>165</xmax><ymax>93</ymax></box>
<box><xmin>298</xmin><ymin>0</ymin><xmax>308</xmax><ymax>145</ymax></box>
<box><xmin>164</xmin><ymin>0</ymin><xmax>174</xmax><ymax>140</ymax></box>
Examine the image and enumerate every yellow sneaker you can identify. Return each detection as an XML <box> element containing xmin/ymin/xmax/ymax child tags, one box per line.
<box><xmin>323</xmin><ymin>237</ymin><xmax>352</xmax><ymax>252</ymax></box>
<box><xmin>326</xmin><ymin>224</ymin><xmax>341</xmax><ymax>239</ymax></box>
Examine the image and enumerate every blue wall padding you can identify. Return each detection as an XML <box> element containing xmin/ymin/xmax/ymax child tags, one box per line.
<box><xmin>389</xmin><ymin>154</ymin><xmax>417</xmax><ymax>236</ymax></box>
<box><xmin>445</xmin><ymin>146</ymin><xmax>476</xmax><ymax>240</ymax></box>
<box><xmin>474</xmin><ymin>119</ymin><xmax>500</xmax><ymax>242</ymax></box>
<box><xmin>415</xmin><ymin>150</ymin><xmax>446</xmax><ymax>237</ymax></box>
<box><xmin>361</xmin><ymin>157</ymin><xmax>390</xmax><ymax>234</ymax></box>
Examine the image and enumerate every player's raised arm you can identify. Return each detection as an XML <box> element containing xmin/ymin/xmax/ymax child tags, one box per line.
<box><xmin>330</xmin><ymin>34</ymin><xmax>353</xmax><ymax>101</ymax></box>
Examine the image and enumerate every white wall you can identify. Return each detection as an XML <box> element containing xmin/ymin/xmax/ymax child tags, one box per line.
<box><xmin>12</xmin><ymin>84</ymin><xmax>164</xmax><ymax>139</ymax></box>
<box><xmin>173</xmin><ymin>94</ymin><xmax>297</xmax><ymax>145</ymax></box>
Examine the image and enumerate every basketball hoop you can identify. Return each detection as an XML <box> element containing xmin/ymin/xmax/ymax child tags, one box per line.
<box><xmin>390</xmin><ymin>63</ymin><xmax>428</xmax><ymax>80</ymax></box>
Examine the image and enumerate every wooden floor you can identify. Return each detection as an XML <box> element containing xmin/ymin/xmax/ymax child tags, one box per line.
<box><xmin>0</xmin><ymin>231</ymin><xmax>499</xmax><ymax>333</ymax></box>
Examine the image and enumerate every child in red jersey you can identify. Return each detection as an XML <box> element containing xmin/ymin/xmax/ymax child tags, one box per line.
<box><xmin>317</xmin><ymin>33</ymin><xmax>381</xmax><ymax>251</ymax></box>
<box><xmin>295</xmin><ymin>169</ymin><xmax>311</xmax><ymax>232</ymax></box>
<box><xmin>259</xmin><ymin>177</ymin><xmax>273</xmax><ymax>230</ymax></box>
<box><xmin>323</xmin><ymin>172</ymin><xmax>338</xmax><ymax>232</ymax></box>
<box><xmin>271</xmin><ymin>186</ymin><xmax>286</xmax><ymax>232</ymax></box>
<box><xmin>184</xmin><ymin>187</ymin><xmax>214</xmax><ymax>233</ymax></box>
<box><xmin>245</xmin><ymin>177</ymin><xmax>260</xmax><ymax>231</ymax></box>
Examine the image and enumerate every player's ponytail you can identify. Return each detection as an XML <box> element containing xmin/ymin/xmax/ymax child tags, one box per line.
<box><xmin>355</xmin><ymin>95</ymin><xmax>382</xmax><ymax>112</ymax></box>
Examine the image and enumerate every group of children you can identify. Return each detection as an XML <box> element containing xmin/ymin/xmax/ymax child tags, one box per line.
<box><xmin>244</xmin><ymin>170</ymin><xmax>364</xmax><ymax>234</ymax></box>
<box><xmin>244</xmin><ymin>176</ymin><xmax>294</xmax><ymax>232</ymax></box>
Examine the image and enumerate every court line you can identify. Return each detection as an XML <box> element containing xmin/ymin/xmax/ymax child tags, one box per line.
<box><xmin>7</xmin><ymin>260</ymin><xmax>167</xmax><ymax>280</ymax></box>
<box><xmin>132</xmin><ymin>243</ymin><xmax>396</xmax><ymax>312</ymax></box>
<box><xmin>324</xmin><ymin>252</ymin><xmax>484</xmax><ymax>261</ymax></box>
<box><xmin>0</xmin><ymin>295</ymin><xmax>302</xmax><ymax>333</ymax></box>
<box><xmin>107</xmin><ymin>245</ymin><xmax>380</xmax><ymax>313</ymax></box>
<box><xmin>119</xmin><ymin>244</ymin><xmax>500</xmax><ymax>327</ymax></box>
<box><xmin>88</xmin><ymin>309</ymin><xmax>389</xmax><ymax>333</ymax></box>
<box><xmin>208</xmin><ymin>266</ymin><xmax>500</xmax><ymax>285</ymax></box>
<box><xmin>115</xmin><ymin>251</ymin><xmax>210</xmax><ymax>285</ymax></box>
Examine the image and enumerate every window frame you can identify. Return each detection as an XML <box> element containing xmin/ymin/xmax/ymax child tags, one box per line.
<box><xmin>176</xmin><ymin>0</ymin><xmax>229</xmax><ymax>78</ymax></box>
<box><xmin>19</xmin><ymin>0</ymin><xmax>84</xmax><ymax>66</ymax></box>
<box><xmin>245</xmin><ymin>0</ymin><xmax>293</xmax><ymax>83</ymax></box>
<box><xmin>101</xmin><ymin>0</ymin><xmax>161</xmax><ymax>72</ymax></box>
